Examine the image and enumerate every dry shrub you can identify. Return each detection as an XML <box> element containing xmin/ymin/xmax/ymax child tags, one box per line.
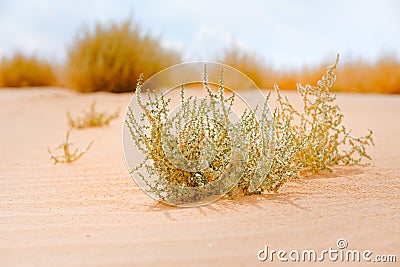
<box><xmin>276</xmin><ymin>56</ymin><xmax>400</xmax><ymax>93</ymax></box>
<box><xmin>275</xmin><ymin>65</ymin><xmax>327</xmax><ymax>90</ymax></box>
<box><xmin>219</xmin><ymin>47</ymin><xmax>400</xmax><ymax>93</ymax></box>
<box><xmin>219</xmin><ymin>46</ymin><xmax>276</xmax><ymax>89</ymax></box>
<box><xmin>0</xmin><ymin>53</ymin><xmax>57</xmax><ymax>87</ymax></box>
<box><xmin>126</xmin><ymin>57</ymin><xmax>374</xmax><ymax>205</ymax></box>
<box><xmin>219</xmin><ymin>46</ymin><xmax>329</xmax><ymax>90</ymax></box>
<box><xmin>335</xmin><ymin>55</ymin><xmax>400</xmax><ymax>94</ymax></box>
<box><xmin>266</xmin><ymin>56</ymin><xmax>374</xmax><ymax>192</ymax></box>
<box><xmin>66</xmin><ymin>18</ymin><xmax>180</xmax><ymax>93</ymax></box>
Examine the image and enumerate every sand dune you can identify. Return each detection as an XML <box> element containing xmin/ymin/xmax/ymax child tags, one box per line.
<box><xmin>0</xmin><ymin>88</ymin><xmax>399</xmax><ymax>266</ymax></box>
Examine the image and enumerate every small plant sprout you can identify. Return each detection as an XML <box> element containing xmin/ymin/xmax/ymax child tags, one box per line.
<box><xmin>48</xmin><ymin>130</ymin><xmax>93</xmax><ymax>164</ymax></box>
<box><xmin>67</xmin><ymin>101</ymin><xmax>119</xmax><ymax>129</ymax></box>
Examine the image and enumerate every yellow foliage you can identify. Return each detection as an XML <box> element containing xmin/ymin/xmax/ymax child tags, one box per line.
<box><xmin>66</xmin><ymin>18</ymin><xmax>180</xmax><ymax>93</ymax></box>
<box><xmin>0</xmin><ymin>53</ymin><xmax>57</xmax><ymax>87</ymax></box>
<box><xmin>220</xmin><ymin>47</ymin><xmax>400</xmax><ymax>94</ymax></box>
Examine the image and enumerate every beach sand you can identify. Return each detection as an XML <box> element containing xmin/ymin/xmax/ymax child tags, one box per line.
<box><xmin>0</xmin><ymin>88</ymin><xmax>399</xmax><ymax>266</ymax></box>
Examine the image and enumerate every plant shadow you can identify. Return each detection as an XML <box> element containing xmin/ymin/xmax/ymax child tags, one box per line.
<box><xmin>299</xmin><ymin>163</ymin><xmax>371</xmax><ymax>180</ymax></box>
<box><xmin>144</xmin><ymin>164</ymin><xmax>371</xmax><ymax>219</ymax></box>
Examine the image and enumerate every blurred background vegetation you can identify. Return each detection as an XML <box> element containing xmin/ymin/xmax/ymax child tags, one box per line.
<box><xmin>0</xmin><ymin>53</ymin><xmax>57</xmax><ymax>87</ymax></box>
<box><xmin>0</xmin><ymin>18</ymin><xmax>399</xmax><ymax>94</ymax></box>
<box><xmin>66</xmin><ymin>19</ymin><xmax>180</xmax><ymax>93</ymax></box>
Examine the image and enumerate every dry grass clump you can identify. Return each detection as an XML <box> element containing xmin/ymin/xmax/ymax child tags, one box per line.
<box><xmin>0</xmin><ymin>53</ymin><xmax>57</xmax><ymax>87</ymax></box>
<box><xmin>48</xmin><ymin>130</ymin><xmax>93</xmax><ymax>164</ymax></box>
<box><xmin>49</xmin><ymin>101</ymin><xmax>117</xmax><ymax>164</ymax></box>
<box><xmin>126</xmin><ymin>56</ymin><xmax>374</xmax><ymax>204</ymax></box>
<box><xmin>49</xmin><ymin>101</ymin><xmax>115</xmax><ymax>164</ymax></box>
<box><xmin>67</xmin><ymin>101</ymin><xmax>119</xmax><ymax>129</ymax></box>
<box><xmin>66</xmin><ymin>18</ymin><xmax>180</xmax><ymax>93</ymax></box>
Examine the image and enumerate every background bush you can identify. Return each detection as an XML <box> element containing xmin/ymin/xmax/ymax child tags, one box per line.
<box><xmin>1</xmin><ymin>18</ymin><xmax>397</xmax><ymax>94</ymax></box>
<box><xmin>66</xmin><ymin>18</ymin><xmax>180</xmax><ymax>93</ymax></box>
<box><xmin>0</xmin><ymin>53</ymin><xmax>57</xmax><ymax>87</ymax></box>
<box><xmin>220</xmin><ymin>47</ymin><xmax>400</xmax><ymax>94</ymax></box>
<box><xmin>219</xmin><ymin>46</ymin><xmax>275</xmax><ymax>89</ymax></box>
<box><xmin>335</xmin><ymin>55</ymin><xmax>400</xmax><ymax>94</ymax></box>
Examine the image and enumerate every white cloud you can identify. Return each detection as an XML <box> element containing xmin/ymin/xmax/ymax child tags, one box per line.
<box><xmin>187</xmin><ymin>26</ymin><xmax>232</xmax><ymax>59</ymax></box>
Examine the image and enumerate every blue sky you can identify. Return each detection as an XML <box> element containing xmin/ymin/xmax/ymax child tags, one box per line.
<box><xmin>0</xmin><ymin>0</ymin><xmax>399</xmax><ymax>69</ymax></box>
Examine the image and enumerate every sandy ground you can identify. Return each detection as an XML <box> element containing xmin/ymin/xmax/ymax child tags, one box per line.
<box><xmin>0</xmin><ymin>88</ymin><xmax>399</xmax><ymax>267</ymax></box>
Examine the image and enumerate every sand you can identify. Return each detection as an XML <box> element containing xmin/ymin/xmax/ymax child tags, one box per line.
<box><xmin>0</xmin><ymin>88</ymin><xmax>399</xmax><ymax>266</ymax></box>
